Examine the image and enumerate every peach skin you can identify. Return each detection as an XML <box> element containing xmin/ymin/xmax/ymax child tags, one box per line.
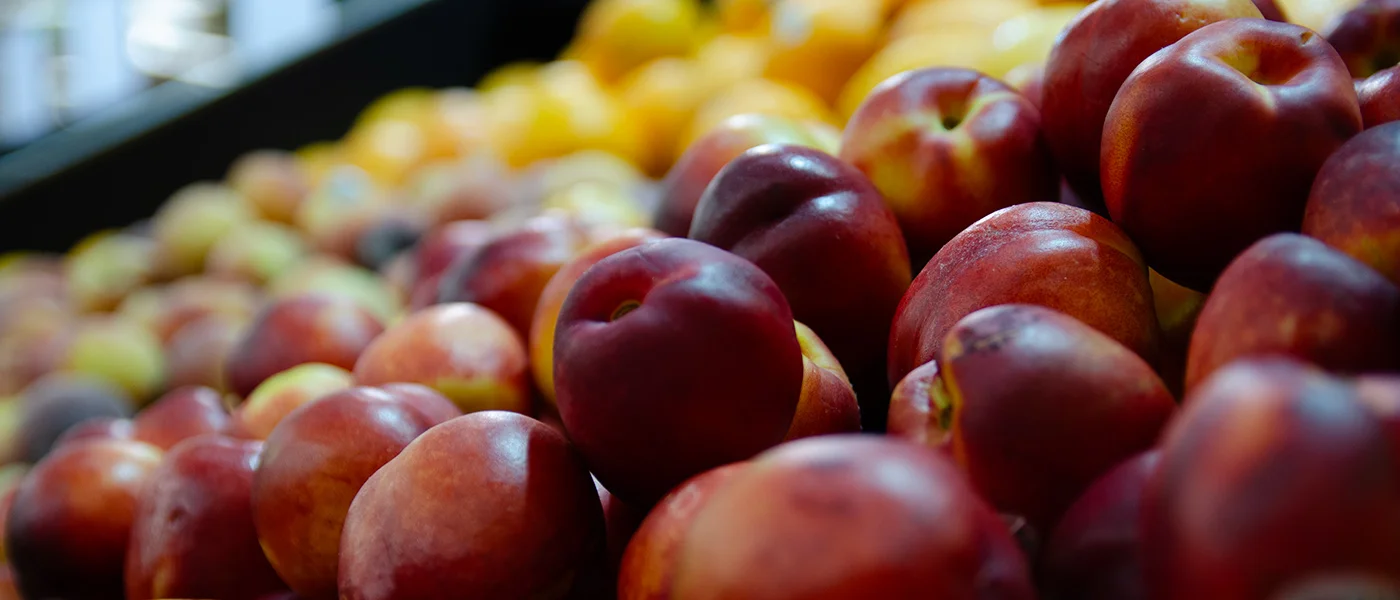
<box><xmin>1040</xmin><ymin>0</ymin><xmax>1262</xmax><ymax>207</ymax></box>
<box><xmin>889</xmin><ymin>305</ymin><xmax>1175</xmax><ymax>532</ymax></box>
<box><xmin>887</xmin><ymin>202</ymin><xmax>1159</xmax><ymax>388</ymax></box>
<box><xmin>253</xmin><ymin>387</ymin><xmax>438</xmax><ymax>600</ymax></box>
<box><xmin>131</xmin><ymin>385</ymin><xmax>230</xmax><ymax>450</ymax></box>
<box><xmin>670</xmin><ymin>435</ymin><xmax>1036</xmax><ymax>599</ymax></box>
<box><xmin>1102</xmin><ymin>18</ymin><xmax>1363</xmax><ymax>290</ymax></box>
<box><xmin>230</xmin><ymin>363</ymin><xmax>354</xmax><ymax>440</ymax></box>
<box><xmin>224</xmin><ymin>294</ymin><xmax>384</xmax><ymax>398</ymax></box>
<box><xmin>839</xmin><ymin>67</ymin><xmax>1059</xmax><ymax>268</ymax></box>
<box><xmin>1304</xmin><ymin>120</ymin><xmax>1400</xmax><ymax>284</ymax></box>
<box><xmin>1359</xmin><ymin>65</ymin><xmax>1400</xmax><ymax>127</ymax></box>
<box><xmin>784</xmin><ymin>322</ymin><xmax>861</xmax><ymax>441</ymax></box>
<box><xmin>1143</xmin><ymin>357</ymin><xmax>1400</xmax><ymax>599</ymax></box>
<box><xmin>125</xmin><ymin>435</ymin><xmax>287</xmax><ymax>600</ymax></box>
<box><xmin>689</xmin><ymin>143</ymin><xmax>908</xmax><ymax>428</ymax></box>
<box><xmin>529</xmin><ymin>228</ymin><xmax>668</xmax><ymax>405</ymax></box>
<box><xmin>353</xmin><ymin>303</ymin><xmax>530</xmax><ymax>415</ymax></box>
<box><xmin>1324</xmin><ymin>0</ymin><xmax>1400</xmax><ymax>78</ymax></box>
<box><xmin>654</xmin><ymin>113</ymin><xmax>838</xmax><ymax>238</ymax></box>
<box><xmin>338</xmin><ymin>411</ymin><xmax>604</xmax><ymax>599</ymax></box>
<box><xmin>1186</xmin><ymin>233</ymin><xmax>1400</xmax><ymax>391</ymax></box>
<box><xmin>617</xmin><ymin>463</ymin><xmax>746</xmax><ymax>600</ymax></box>
<box><xmin>554</xmin><ymin>238</ymin><xmax>803</xmax><ymax>507</ymax></box>
<box><xmin>1040</xmin><ymin>450</ymin><xmax>1160</xmax><ymax>600</ymax></box>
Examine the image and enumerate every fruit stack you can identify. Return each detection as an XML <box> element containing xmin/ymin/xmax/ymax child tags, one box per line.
<box><xmin>1</xmin><ymin>0</ymin><xmax>1398</xmax><ymax>597</ymax></box>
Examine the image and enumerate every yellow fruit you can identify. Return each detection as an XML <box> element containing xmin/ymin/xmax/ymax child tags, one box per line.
<box><xmin>681</xmin><ymin>78</ymin><xmax>837</xmax><ymax>156</ymax></box>
<box><xmin>693</xmin><ymin>34</ymin><xmax>772</xmax><ymax>94</ymax></box>
<box><xmin>889</xmin><ymin>0</ymin><xmax>1035</xmax><ymax>40</ymax></box>
<box><xmin>485</xmin><ymin>61</ymin><xmax>646</xmax><ymax>168</ymax></box>
<box><xmin>1277</xmin><ymin>0</ymin><xmax>1361</xmax><ymax>30</ymax></box>
<box><xmin>152</xmin><ymin>182</ymin><xmax>255</xmax><ymax>277</ymax></box>
<box><xmin>66</xmin><ymin>231</ymin><xmax>157</xmax><ymax>313</ymax></box>
<box><xmin>620</xmin><ymin>57</ymin><xmax>710</xmax><ymax>175</ymax></box>
<box><xmin>716</xmin><ymin>0</ymin><xmax>772</xmax><ymax>33</ymax></box>
<box><xmin>343</xmin><ymin>118</ymin><xmax>429</xmax><ymax>185</ymax></box>
<box><xmin>976</xmin><ymin>4</ymin><xmax>1087</xmax><ymax>78</ymax></box>
<box><xmin>762</xmin><ymin>0</ymin><xmax>884</xmax><ymax>104</ymax></box>
<box><xmin>542</xmin><ymin>181</ymin><xmax>651</xmax><ymax>231</ymax></box>
<box><xmin>477</xmin><ymin>61</ymin><xmax>542</xmax><ymax>92</ymax></box>
<box><xmin>837</xmin><ymin>28</ymin><xmax>996</xmax><ymax>118</ymax></box>
<box><xmin>64</xmin><ymin>317</ymin><xmax>165</xmax><ymax>405</ymax></box>
<box><xmin>573</xmin><ymin>0</ymin><xmax>704</xmax><ymax>82</ymax></box>
<box><xmin>294</xmin><ymin>142</ymin><xmax>344</xmax><ymax>187</ymax></box>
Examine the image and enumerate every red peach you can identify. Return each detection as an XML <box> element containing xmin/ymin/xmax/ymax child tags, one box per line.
<box><xmin>671</xmin><ymin>435</ymin><xmax>1036</xmax><ymax>599</ymax></box>
<box><xmin>353</xmin><ymin>303</ymin><xmax>530</xmax><ymax>414</ymax></box>
<box><xmin>1040</xmin><ymin>450</ymin><xmax>1160</xmax><ymax>600</ymax></box>
<box><xmin>654</xmin><ymin>113</ymin><xmax>839</xmax><ymax>237</ymax></box>
<box><xmin>253</xmin><ymin>387</ymin><xmax>438</xmax><ymax>600</ymax></box>
<box><xmin>126</xmin><ymin>435</ymin><xmax>287</xmax><ymax>600</ymax></box>
<box><xmin>164</xmin><ymin>314</ymin><xmax>246</xmax><ymax>392</ymax></box>
<box><xmin>377</xmin><ymin>382</ymin><xmax>463</xmax><ymax>426</ymax></box>
<box><xmin>5</xmin><ymin>438</ymin><xmax>163</xmax><ymax>599</ymax></box>
<box><xmin>1359</xmin><ymin>65</ymin><xmax>1400</xmax><ymax>127</ymax></box>
<box><xmin>1304</xmin><ymin>120</ymin><xmax>1400</xmax><ymax>285</ymax></box>
<box><xmin>1040</xmin><ymin>0</ymin><xmax>1263</xmax><ymax>206</ymax></box>
<box><xmin>1185</xmin><ymin>233</ymin><xmax>1400</xmax><ymax>391</ymax></box>
<box><xmin>689</xmin><ymin>143</ymin><xmax>909</xmax><ymax>427</ymax></box>
<box><xmin>410</xmin><ymin>220</ymin><xmax>497</xmax><ymax>288</ymax></box>
<box><xmin>1142</xmin><ymin>358</ymin><xmax>1400</xmax><ymax>598</ymax></box>
<box><xmin>617</xmin><ymin>463</ymin><xmax>746</xmax><ymax>600</ymax></box>
<box><xmin>52</xmin><ymin>417</ymin><xmax>134</xmax><ymax>449</ymax></box>
<box><xmin>1324</xmin><ymin>0</ymin><xmax>1400</xmax><ymax>78</ymax></box>
<box><xmin>784</xmin><ymin>322</ymin><xmax>861</xmax><ymax>440</ymax></box>
<box><xmin>225</xmin><ymin>294</ymin><xmax>384</xmax><ymax>398</ymax></box>
<box><xmin>131</xmin><ymin>385</ymin><xmax>231</xmax><ymax>451</ymax></box>
<box><xmin>529</xmin><ymin>228</ymin><xmax>668</xmax><ymax>405</ymax></box>
<box><xmin>338</xmin><ymin>412</ymin><xmax>604</xmax><ymax>599</ymax></box>
<box><xmin>839</xmin><ymin>67</ymin><xmax>1059</xmax><ymax>267</ymax></box>
<box><xmin>887</xmin><ymin>202</ymin><xmax>1159</xmax><ymax>388</ymax></box>
<box><xmin>890</xmin><ymin>304</ymin><xmax>1175</xmax><ymax>531</ymax></box>
<box><xmin>1102</xmin><ymin>18</ymin><xmax>1363</xmax><ymax>289</ymax></box>
<box><xmin>554</xmin><ymin>238</ymin><xmax>804</xmax><ymax>506</ymax></box>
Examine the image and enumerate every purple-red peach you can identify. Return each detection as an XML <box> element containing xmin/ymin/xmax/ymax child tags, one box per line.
<box><xmin>1303</xmin><ymin>120</ymin><xmax>1400</xmax><ymax>285</ymax></box>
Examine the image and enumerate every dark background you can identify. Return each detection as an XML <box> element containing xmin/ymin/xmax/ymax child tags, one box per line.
<box><xmin>0</xmin><ymin>0</ymin><xmax>591</xmax><ymax>252</ymax></box>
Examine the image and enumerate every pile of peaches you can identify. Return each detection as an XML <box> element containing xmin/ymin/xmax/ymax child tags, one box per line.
<box><xmin>2</xmin><ymin>0</ymin><xmax>1400</xmax><ymax>597</ymax></box>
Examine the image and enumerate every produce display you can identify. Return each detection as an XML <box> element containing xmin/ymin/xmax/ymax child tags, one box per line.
<box><xmin>0</xmin><ymin>0</ymin><xmax>1398</xmax><ymax>597</ymax></box>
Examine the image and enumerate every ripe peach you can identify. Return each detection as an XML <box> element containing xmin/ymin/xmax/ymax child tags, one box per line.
<box><xmin>62</xmin><ymin>315</ymin><xmax>166</xmax><ymax>405</ymax></box>
<box><xmin>554</xmin><ymin>238</ymin><xmax>804</xmax><ymax>506</ymax></box>
<box><xmin>205</xmin><ymin>221</ymin><xmax>309</xmax><ymax>285</ymax></box>
<box><xmin>377</xmin><ymin>382</ymin><xmax>463</xmax><ymax>426</ymax></box>
<box><xmin>1143</xmin><ymin>358</ymin><xmax>1400</xmax><ymax>598</ymax></box>
<box><xmin>64</xmin><ymin>230</ymin><xmax>157</xmax><ymax>313</ymax></box>
<box><xmin>152</xmin><ymin>182</ymin><xmax>256</xmax><ymax>277</ymax></box>
<box><xmin>6</xmin><ymin>438</ymin><xmax>163</xmax><ymax>599</ymax></box>
<box><xmin>338</xmin><ymin>412</ymin><xmax>604</xmax><ymax>599</ymax></box>
<box><xmin>784</xmin><ymin>322</ymin><xmax>861</xmax><ymax>440</ymax></box>
<box><xmin>1102</xmin><ymin>18</ymin><xmax>1363</xmax><ymax>289</ymax></box>
<box><xmin>224</xmin><ymin>294</ymin><xmax>384</xmax><ymax>398</ymax></box>
<box><xmin>164</xmin><ymin>314</ymin><xmax>246</xmax><ymax>392</ymax></box>
<box><xmin>437</xmin><ymin>213</ymin><xmax>589</xmax><ymax>337</ymax></box>
<box><xmin>253</xmin><ymin>387</ymin><xmax>438</xmax><ymax>600</ymax></box>
<box><xmin>1324</xmin><ymin>0</ymin><xmax>1400</xmax><ymax>78</ymax></box>
<box><xmin>1359</xmin><ymin>65</ymin><xmax>1400</xmax><ymax>127</ymax></box>
<box><xmin>126</xmin><ymin>435</ymin><xmax>286</xmax><ymax>600</ymax></box>
<box><xmin>1304</xmin><ymin>120</ymin><xmax>1400</xmax><ymax>284</ymax></box>
<box><xmin>887</xmin><ymin>202</ymin><xmax>1159</xmax><ymax>387</ymax></box>
<box><xmin>227</xmin><ymin>150</ymin><xmax>312</xmax><ymax>224</ymax></box>
<box><xmin>529</xmin><ymin>228</ymin><xmax>668</xmax><ymax>404</ymax></box>
<box><xmin>655</xmin><ymin>113</ymin><xmax>839</xmax><ymax>238</ymax></box>
<box><xmin>889</xmin><ymin>305</ymin><xmax>1175</xmax><ymax>530</ymax></box>
<box><xmin>230</xmin><ymin>363</ymin><xmax>354</xmax><ymax>440</ymax></box>
<box><xmin>617</xmin><ymin>463</ymin><xmax>746</xmax><ymax>600</ymax></box>
<box><xmin>690</xmin><ymin>143</ymin><xmax>908</xmax><ymax>425</ymax></box>
<box><xmin>132</xmin><ymin>386</ymin><xmax>230</xmax><ymax>450</ymax></box>
<box><xmin>670</xmin><ymin>435</ymin><xmax>1036</xmax><ymax>599</ymax></box>
<box><xmin>1187</xmin><ymin>234</ymin><xmax>1400</xmax><ymax>391</ymax></box>
<box><xmin>353</xmin><ymin>303</ymin><xmax>530</xmax><ymax>414</ymax></box>
<box><xmin>1040</xmin><ymin>0</ymin><xmax>1263</xmax><ymax>206</ymax></box>
<box><xmin>1040</xmin><ymin>450</ymin><xmax>1159</xmax><ymax>600</ymax></box>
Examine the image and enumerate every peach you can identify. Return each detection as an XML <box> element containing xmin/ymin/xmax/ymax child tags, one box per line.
<box><xmin>152</xmin><ymin>182</ymin><xmax>256</xmax><ymax>277</ymax></box>
<box><xmin>164</xmin><ymin>314</ymin><xmax>246</xmax><ymax>392</ymax></box>
<box><xmin>1040</xmin><ymin>0</ymin><xmax>1263</xmax><ymax>206</ymax></box>
<box><xmin>436</xmin><ymin>212</ymin><xmax>589</xmax><ymax>337</ymax></box>
<box><xmin>205</xmin><ymin>221</ymin><xmax>309</xmax><ymax>285</ymax></box>
<box><xmin>1102</xmin><ymin>18</ymin><xmax>1363</xmax><ymax>289</ymax></box>
<box><xmin>889</xmin><ymin>305</ymin><xmax>1175</xmax><ymax>531</ymax></box>
<box><xmin>784</xmin><ymin>322</ymin><xmax>861</xmax><ymax>440</ymax></box>
<box><xmin>1186</xmin><ymin>234</ymin><xmax>1400</xmax><ymax>390</ymax></box>
<box><xmin>353</xmin><ymin>303</ymin><xmax>530</xmax><ymax>414</ymax></box>
<box><xmin>52</xmin><ymin>417</ymin><xmax>133</xmax><ymax>449</ymax></box>
<box><xmin>253</xmin><ymin>387</ymin><xmax>438</xmax><ymax>600</ymax></box>
<box><xmin>761</xmin><ymin>0</ymin><xmax>884</xmax><ymax>105</ymax></box>
<box><xmin>1359</xmin><ymin>65</ymin><xmax>1400</xmax><ymax>126</ymax></box>
<box><xmin>689</xmin><ymin>143</ymin><xmax>909</xmax><ymax>427</ymax></box>
<box><xmin>338</xmin><ymin>411</ymin><xmax>604</xmax><ymax>599</ymax></box>
<box><xmin>887</xmin><ymin>202</ymin><xmax>1159</xmax><ymax>387</ymax></box>
<box><xmin>126</xmin><ymin>435</ymin><xmax>286</xmax><ymax>600</ymax></box>
<box><xmin>1304</xmin><ymin>120</ymin><xmax>1400</xmax><ymax>284</ymax></box>
<box><xmin>141</xmin><ymin>277</ymin><xmax>262</xmax><ymax>344</ymax></box>
<box><xmin>266</xmin><ymin>257</ymin><xmax>401</xmax><ymax>324</ymax></box>
<box><xmin>670</xmin><ymin>435</ymin><xmax>1036</xmax><ymax>599</ymax></box>
<box><xmin>405</xmin><ymin>155</ymin><xmax>514</xmax><ymax>224</ymax></box>
<box><xmin>62</xmin><ymin>315</ymin><xmax>167</xmax><ymax>405</ymax></box>
<box><xmin>1040</xmin><ymin>450</ymin><xmax>1159</xmax><ymax>600</ymax></box>
<box><xmin>225</xmin><ymin>294</ymin><xmax>384</xmax><ymax>398</ymax></box>
<box><xmin>227</xmin><ymin>150</ymin><xmax>312</xmax><ymax>224</ymax></box>
<box><xmin>529</xmin><ymin>228</ymin><xmax>668</xmax><ymax>404</ymax></box>
<box><xmin>64</xmin><ymin>230</ymin><xmax>157</xmax><ymax>313</ymax></box>
<box><xmin>554</xmin><ymin>238</ymin><xmax>804</xmax><ymax>506</ymax></box>
<box><xmin>1256</xmin><ymin>0</ymin><xmax>1290</xmax><ymax>19</ymax></box>
<box><xmin>1324</xmin><ymin>0</ymin><xmax>1400</xmax><ymax>78</ymax></box>
<box><xmin>16</xmin><ymin>374</ymin><xmax>132</xmax><ymax>463</ymax></box>
<box><xmin>131</xmin><ymin>386</ymin><xmax>230</xmax><ymax>450</ymax></box>
<box><xmin>230</xmin><ymin>363</ymin><xmax>354</xmax><ymax>440</ymax></box>
<box><xmin>655</xmin><ymin>113</ymin><xmax>839</xmax><ymax>238</ymax></box>
<box><xmin>6</xmin><ymin>438</ymin><xmax>163</xmax><ymax>599</ymax></box>
<box><xmin>617</xmin><ymin>463</ymin><xmax>746</xmax><ymax>600</ymax></box>
<box><xmin>377</xmin><ymin>382</ymin><xmax>463</xmax><ymax>426</ymax></box>
<box><xmin>1142</xmin><ymin>357</ymin><xmax>1400</xmax><ymax>598</ymax></box>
